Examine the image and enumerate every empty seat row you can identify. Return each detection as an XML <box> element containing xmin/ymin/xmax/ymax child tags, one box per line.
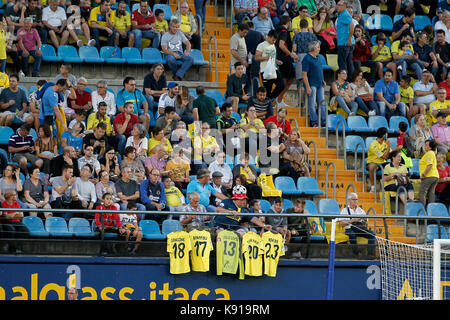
<box><xmin>274</xmin><ymin>176</ymin><xmax>324</xmax><ymax>197</ymax></box>
<box><xmin>329</xmin><ymin>114</ymin><xmax>410</xmax><ymax>134</ymax></box>
<box><xmin>21</xmin><ymin>216</ymin><xmax>183</xmax><ymax>239</ymax></box>
<box><xmin>42</xmin><ymin>45</ymin><xmax>209</xmax><ymax>66</ymax></box>
<box><xmin>363</xmin><ymin>13</ymin><xmax>431</xmax><ymax>31</ymax></box>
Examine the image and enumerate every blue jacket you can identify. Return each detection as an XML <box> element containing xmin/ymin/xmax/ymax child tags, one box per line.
<box><xmin>140</xmin><ymin>179</ymin><xmax>166</xmax><ymax>206</ymax></box>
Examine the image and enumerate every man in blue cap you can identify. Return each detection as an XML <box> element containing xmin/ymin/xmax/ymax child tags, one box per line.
<box><xmin>157</xmin><ymin>81</ymin><xmax>179</xmax><ymax>118</ymax></box>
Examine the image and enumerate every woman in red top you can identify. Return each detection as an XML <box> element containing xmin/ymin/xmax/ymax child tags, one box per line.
<box><xmin>1</xmin><ymin>190</ymin><xmax>29</xmax><ymax>253</ymax></box>
<box><xmin>436</xmin><ymin>153</ymin><xmax>450</xmax><ymax>206</ymax></box>
<box><xmin>352</xmin><ymin>24</ymin><xmax>380</xmax><ymax>85</ymax></box>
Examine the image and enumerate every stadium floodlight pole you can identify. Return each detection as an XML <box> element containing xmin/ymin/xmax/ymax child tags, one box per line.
<box><xmin>326</xmin><ymin>218</ymin><xmax>337</xmax><ymax>300</ymax></box>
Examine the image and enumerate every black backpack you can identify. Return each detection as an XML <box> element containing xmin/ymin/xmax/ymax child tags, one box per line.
<box><xmin>402</xmin><ymin>134</ymin><xmax>415</xmax><ymax>158</ymax></box>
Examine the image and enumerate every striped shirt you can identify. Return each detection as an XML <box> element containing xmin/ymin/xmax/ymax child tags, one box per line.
<box><xmin>8</xmin><ymin>130</ymin><xmax>34</xmax><ymax>153</ymax></box>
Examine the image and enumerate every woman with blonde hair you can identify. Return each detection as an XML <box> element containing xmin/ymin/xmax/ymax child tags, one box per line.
<box><xmin>282</xmin><ymin>128</ymin><xmax>311</xmax><ymax>180</ymax></box>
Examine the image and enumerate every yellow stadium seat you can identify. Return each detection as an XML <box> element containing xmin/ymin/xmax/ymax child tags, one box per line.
<box><xmin>326</xmin><ymin>54</ymin><xmax>339</xmax><ymax>72</ymax></box>
<box><xmin>360</xmin><ymin>66</ymin><xmax>371</xmax><ymax>73</ymax></box>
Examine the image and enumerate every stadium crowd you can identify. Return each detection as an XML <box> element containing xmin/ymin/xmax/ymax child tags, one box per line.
<box><xmin>0</xmin><ymin>0</ymin><xmax>449</xmax><ymax>254</ymax></box>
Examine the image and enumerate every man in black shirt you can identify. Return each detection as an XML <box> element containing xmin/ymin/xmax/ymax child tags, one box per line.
<box><xmin>83</xmin><ymin>122</ymin><xmax>109</xmax><ymax>157</ymax></box>
<box><xmin>225</xmin><ymin>62</ymin><xmax>250</xmax><ymax>112</ymax></box>
<box><xmin>50</xmin><ymin>146</ymin><xmax>80</xmax><ymax>178</ymax></box>
<box><xmin>143</xmin><ymin>63</ymin><xmax>167</xmax><ymax>113</ymax></box>
<box><xmin>216</xmin><ymin>103</ymin><xmax>239</xmax><ymax>150</ymax></box>
<box><xmin>433</xmin><ymin>29</ymin><xmax>450</xmax><ymax>82</ymax></box>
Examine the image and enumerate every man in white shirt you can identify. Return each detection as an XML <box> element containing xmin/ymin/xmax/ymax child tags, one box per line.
<box><xmin>74</xmin><ymin>164</ymin><xmax>97</xmax><ymax>210</ymax></box>
<box><xmin>208</xmin><ymin>151</ymin><xmax>233</xmax><ymax>188</ymax></box>
<box><xmin>338</xmin><ymin>192</ymin><xmax>376</xmax><ymax>257</ymax></box>
<box><xmin>157</xmin><ymin>82</ymin><xmax>179</xmax><ymax>118</ymax></box>
<box><xmin>42</xmin><ymin>0</ymin><xmax>70</xmax><ymax>49</ymax></box>
<box><xmin>413</xmin><ymin>70</ymin><xmax>438</xmax><ymax>107</ymax></box>
<box><xmin>91</xmin><ymin>80</ymin><xmax>116</xmax><ymax>118</ymax></box>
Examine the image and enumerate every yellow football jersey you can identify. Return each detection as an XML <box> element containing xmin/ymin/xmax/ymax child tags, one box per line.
<box><xmin>261</xmin><ymin>231</ymin><xmax>285</xmax><ymax>277</ymax></box>
<box><xmin>189</xmin><ymin>229</ymin><xmax>213</xmax><ymax>272</ymax></box>
<box><xmin>167</xmin><ymin>230</ymin><xmax>191</xmax><ymax>274</ymax></box>
<box><xmin>242</xmin><ymin>232</ymin><xmax>265</xmax><ymax>277</ymax></box>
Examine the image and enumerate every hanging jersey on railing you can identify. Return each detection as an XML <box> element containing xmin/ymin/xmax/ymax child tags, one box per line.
<box><xmin>167</xmin><ymin>230</ymin><xmax>191</xmax><ymax>274</ymax></box>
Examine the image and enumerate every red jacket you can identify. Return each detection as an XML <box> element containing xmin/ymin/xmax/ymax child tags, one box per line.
<box><xmin>131</xmin><ymin>9</ymin><xmax>155</xmax><ymax>30</ymax></box>
<box><xmin>352</xmin><ymin>38</ymin><xmax>372</xmax><ymax>62</ymax></box>
<box><xmin>95</xmin><ymin>205</ymin><xmax>122</xmax><ymax>228</ymax></box>
<box><xmin>264</xmin><ymin>115</ymin><xmax>292</xmax><ymax>135</ymax></box>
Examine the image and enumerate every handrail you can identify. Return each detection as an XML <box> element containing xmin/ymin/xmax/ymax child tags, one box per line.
<box><xmin>394</xmin><ymin>185</ymin><xmax>408</xmax><ymax>216</ymax></box>
<box><xmin>305</xmin><ymin>140</ymin><xmax>318</xmax><ymax>181</ymax></box>
<box><xmin>251</xmin><ymin>76</ymin><xmax>259</xmax><ymax>97</ymax></box>
<box><xmin>334</xmin><ymin>119</ymin><xmax>346</xmax><ymax>169</ymax></box>
<box><xmin>214</xmin><ymin>0</ymin><xmax>218</xmax><ymax>17</ymax></box>
<box><xmin>345</xmin><ymin>184</ymin><xmax>356</xmax><ymax>207</ymax></box>
<box><xmin>224</xmin><ymin>0</ymin><xmax>227</xmax><ymax>28</ymax></box>
<box><xmin>403</xmin><ymin>207</ymin><xmax>427</xmax><ymax>244</ymax></box>
<box><xmin>353</xmin><ymin>142</ymin><xmax>365</xmax><ymax>193</ymax></box>
<box><xmin>298</xmin><ymin>80</ymin><xmax>303</xmax><ymax>119</ymax></box>
<box><xmin>325</xmin><ymin>161</ymin><xmax>336</xmax><ymax>200</ymax></box>
<box><xmin>208</xmin><ymin>35</ymin><xmax>218</xmax><ymax>82</ymax></box>
<box><xmin>195</xmin><ymin>14</ymin><xmax>203</xmax><ymax>49</ymax></box>
<box><xmin>373</xmin><ymin>163</ymin><xmax>385</xmax><ymax>208</ymax></box>
<box><xmin>230</xmin><ymin>0</ymin><xmax>234</xmax><ymax>36</ymax></box>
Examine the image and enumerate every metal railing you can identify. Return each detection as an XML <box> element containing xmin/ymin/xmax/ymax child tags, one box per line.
<box><xmin>373</xmin><ymin>163</ymin><xmax>386</xmax><ymax>214</ymax></box>
<box><xmin>334</xmin><ymin>119</ymin><xmax>346</xmax><ymax>169</ymax></box>
<box><xmin>325</xmin><ymin>161</ymin><xmax>336</xmax><ymax>200</ymax></box>
<box><xmin>305</xmin><ymin>140</ymin><xmax>318</xmax><ymax>181</ymax></box>
<box><xmin>1</xmin><ymin>207</ymin><xmax>448</xmax><ymax>253</ymax></box>
<box><xmin>353</xmin><ymin>142</ymin><xmax>366</xmax><ymax>193</ymax></box>
<box><xmin>208</xmin><ymin>35</ymin><xmax>218</xmax><ymax>82</ymax></box>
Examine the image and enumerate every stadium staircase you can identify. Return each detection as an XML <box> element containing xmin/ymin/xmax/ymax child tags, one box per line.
<box><xmin>181</xmin><ymin>1</ymin><xmax>418</xmax><ymax>244</ymax></box>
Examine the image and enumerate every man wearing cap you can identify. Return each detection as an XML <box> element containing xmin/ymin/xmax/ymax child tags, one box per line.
<box><xmin>209</xmin><ymin>171</ymin><xmax>229</xmax><ymax>206</ymax></box>
<box><xmin>186</xmin><ymin>168</ymin><xmax>228</xmax><ymax>212</ymax></box>
<box><xmin>431</xmin><ymin>112</ymin><xmax>450</xmax><ymax>154</ymax></box>
<box><xmin>157</xmin><ymin>82</ymin><xmax>179</xmax><ymax>119</ymax></box>
<box><xmin>214</xmin><ymin>185</ymin><xmax>271</xmax><ymax>236</ymax></box>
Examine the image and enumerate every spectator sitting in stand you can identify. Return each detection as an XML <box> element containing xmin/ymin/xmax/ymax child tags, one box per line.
<box><xmin>91</xmin><ymin>80</ymin><xmax>116</xmax><ymax>119</ymax></box>
<box><xmin>186</xmin><ymin>168</ymin><xmax>228</xmax><ymax>212</ymax></box>
<box><xmin>42</xmin><ymin>0</ymin><xmax>70</xmax><ymax>49</ymax></box>
<box><xmin>8</xmin><ymin>123</ymin><xmax>43</xmax><ymax>175</ymax></box>
<box><xmin>208</xmin><ymin>151</ymin><xmax>234</xmax><ymax>190</ymax></box>
<box><xmin>120</xmin><ymin>146</ymin><xmax>146</xmax><ymax>183</ymax></box>
<box><xmin>161</xmin><ymin>18</ymin><xmax>194</xmax><ymax>81</ymax></box>
<box><xmin>17</xmin><ymin>17</ymin><xmax>42</xmax><ymax>77</ymax></box>
<box><xmin>0</xmin><ymin>74</ymin><xmax>32</xmax><ymax>127</ymax></box>
<box><xmin>225</xmin><ymin>62</ymin><xmax>250</xmax><ymax>112</ymax></box>
<box><xmin>89</xmin><ymin>0</ymin><xmax>115</xmax><ymax>50</ymax></box>
<box><xmin>119</xmin><ymin>201</ymin><xmax>143</xmax><ymax>255</ymax></box>
<box><xmin>433</xmin><ymin>29</ymin><xmax>450</xmax><ymax>82</ymax></box>
<box><xmin>67</xmin><ymin>77</ymin><xmax>92</xmax><ymax>121</ymax></box>
<box><xmin>131</xmin><ymin>0</ymin><xmax>160</xmax><ymax>50</ymax></box>
<box><xmin>78</xmin><ymin>144</ymin><xmax>101</xmax><ymax>181</ymax></box>
<box><xmin>173</xmin><ymin>1</ymin><xmax>201</xmax><ymax>50</ymax></box>
<box><xmin>264</xmin><ymin>108</ymin><xmax>291</xmax><ymax>141</ymax></box>
<box><xmin>125</xmin><ymin>123</ymin><xmax>148</xmax><ymax>162</ymax></box>
<box><xmin>1</xmin><ymin>190</ymin><xmax>29</xmax><ymax>253</ymax></box>
<box><xmin>23</xmin><ymin>166</ymin><xmax>52</xmax><ymax>218</ymax></box>
<box><xmin>166</xmin><ymin>148</ymin><xmax>191</xmax><ymax>191</ymax></box>
<box><xmin>367</xmin><ymin>127</ymin><xmax>391</xmax><ymax>192</ymax></box>
<box><xmin>429</xmin><ymin>87</ymin><xmax>450</xmax><ymax>126</ymax></box>
<box><xmin>34</xmin><ymin>124</ymin><xmax>58</xmax><ymax>174</ymax></box>
<box><xmin>111</xmin><ymin>0</ymin><xmax>134</xmax><ymax>47</ymax></box>
<box><xmin>431</xmin><ymin>112</ymin><xmax>450</xmax><ymax>154</ymax></box>
<box><xmin>374</xmin><ymin>69</ymin><xmax>406</xmax><ymax>119</ymax></box>
<box><xmin>247</xmin><ymin>86</ymin><xmax>273</xmax><ymax>120</ymax></box>
<box><xmin>115</xmin><ymin>166</ymin><xmax>146</xmax><ymax>215</ymax></box>
<box><xmin>174</xmin><ymin>86</ymin><xmax>194</xmax><ymax>124</ymax></box>
<box><xmin>50</xmin><ymin>164</ymin><xmax>82</xmax><ymax>213</ymax></box>
<box><xmin>113</xmin><ymin>102</ymin><xmax>140</xmax><ymax>154</ymax></box>
<box><xmin>50</xmin><ymin>146</ymin><xmax>80</xmax><ymax>178</ymax></box>
<box><xmin>140</xmin><ymin>168</ymin><xmax>169</xmax><ymax>222</ymax></box>
<box><xmin>266</xmin><ymin>197</ymin><xmax>291</xmax><ymax>243</ymax></box>
<box><xmin>180</xmin><ymin>191</ymin><xmax>210</xmax><ymax>230</ymax></box>
<box><xmin>74</xmin><ymin>163</ymin><xmax>98</xmax><ymax>210</ymax></box>
<box><xmin>162</xmin><ymin>175</ymin><xmax>186</xmax><ymax>213</ymax></box>
<box><xmin>143</xmin><ymin>63</ymin><xmax>167</xmax><ymax>114</ymax></box>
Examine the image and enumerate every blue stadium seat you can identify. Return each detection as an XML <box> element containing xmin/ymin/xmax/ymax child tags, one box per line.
<box><xmin>29</xmin><ymin>128</ymin><xmax>37</xmax><ymax>140</ymax></box>
<box><xmin>162</xmin><ymin>219</ymin><xmax>183</xmax><ymax>236</ymax></box>
<box><xmin>304</xmin><ymin>200</ymin><xmax>317</xmax><ymax>214</ymax></box>
<box><xmin>153</xmin><ymin>4</ymin><xmax>173</xmax><ymax>20</ymax></box>
<box><xmin>232</xmin><ymin>111</ymin><xmax>241</xmax><ymax>122</ymax></box>
<box><xmin>259</xmin><ymin>199</ymin><xmax>272</xmax><ymax>212</ymax></box>
<box><xmin>318</xmin><ymin>198</ymin><xmax>341</xmax><ymax>216</ymax></box>
<box><xmin>414</xmin><ymin>15</ymin><xmax>432</xmax><ymax>31</ymax></box>
<box><xmin>388</xmin><ymin>137</ymin><xmax>397</xmax><ymax>150</ymax></box>
<box><xmin>296</xmin><ymin>177</ymin><xmax>324</xmax><ymax>195</ymax></box>
<box><xmin>426</xmin><ymin>224</ymin><xmax>448</xmax><ymax>243</ymax></box>
<box><xmin>41</xmin><ymin>44</ymin><xmax>61</xmax><ymax>62</ymax></box>
<box><xmin>0</xmin><ymin>126</ymin><xmax>14</xmax><ymax>145</ymax></box>
<box><xmin>327</xmin><ymin>114</ymin><xmax>351</xmax><ymax>132</ymax></box>
<box><xmin>140</xmin><ymin>220</ymin><xmax>166</xmax><ymax>240</ymax></box>
<box><xmin>393</xmin><ymin>14</ymin><xmax>403</xmax><ymax>24</ymax></box>
<box><xmin>364</xmin><ymin>136</ymin><xmax>376</xmax><ymax>153</ymax></box>
<box><xmin>345</xmin><ymin>135</ymin><xmax>365</xmax><ymax>153</ymax></box>
<box><xmin>29</xmin><ymin>85</ymin><xmax>38</xmax><ymax>95</ymax></box>
<box><xmin>370</xmin><ymin>14</ymin><xmax>393</xmax><ymax>31</ymax></box>
<box><xmin>426</xmin><ymin>203</ymin><xmax>450</xmax><ymax>222</ymax></box>
<box><xmin>410</xmin><ymin>158</ymin><xmax>420</xmax><ymax>178</ymax></box>
<box><xmin>68</xmin><ymin>218</ymin><xmax>97</xmax><ymax>237</ymax></box>
<box><xmin>122</xmin><ymin>47</ymin><xmax>146</xmax><ymax>64</ymax></box>
<box><xmin>347</xmin><ymin>115</ymin><xmax>375</xmax><ymax>133</ymax></box>
<box><xmin>79</xmin><ymin>46</ymin><xmax>104</xmax><ymax>63</ymax></box>
<box><xmin>45</xmin><ymin>217</ymin><xmax>73</xmax><ymax>237</ymax></box>
<box><xmin>131</xmin><ymin>3</ymin><xmax>140</xmax><ymax>11</ymax></box>
<box><xmin>142</xmin><ymin>47</ymin><xmax>164</xmax><ymax>64</ymax></box>
<box><xmin>405</xmin><ymin>201</ymin><xmax>426</xmax><ymax>217</ymax></box>
<box><xmin>57</xmin><ymin>45</ymin><xmax>83</xmax><ymax>63</ymax></box>
<box><xmin>22</xmin><ymin>216</ymin><xmax>50</xmax><ymax>237</ymax></box>
<box><xmin>274</xmin><ymin>176</ymin><xmax>302</xmax><ymax>196</ymax></box>
<box><xmin>100</xmin><ymin>46</ymin><xmax>126</xmax><ymax>63</ymax></box>
<box><xmin>362</xmin><ymin>13</ymin><xmax>371</xmax><ymax>29</ymax></box>
<box><xmin>283</xmin><ymin>199</ymin><xmax>294</xmax><ymax>210</ymax></box>
<box><xmin>205</xmin><ymin>90</ymin><xmax>225</xmax><ymax>106</ymax></box>
<box><xmin>368</xmin><ymin>116</ymin><xmax>394</xmax><ymax>133</ymax></box>
<box><xmin>389</xmin><ymin>115</ymin><xmax>409</xmax><ymax>134</ymax></box>
<box><xmin>190</xmin><ymin>49</ymin><xmax>209</xmax><ymax>66</ymax></box>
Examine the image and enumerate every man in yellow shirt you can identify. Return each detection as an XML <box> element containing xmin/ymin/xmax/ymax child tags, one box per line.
<box><xmin>291</xmin><ymin>5</ymin><xmax>313</xmax><ymax>39</ymax></box>
<box><xmin>429</xmin><ymin>87</ymin><xmax>450</xmax><ymax>124</ymax></box>
<box><xmin>173</xmin><ymin>1</ymin><xmax>200</xmax><ymax>50</ymax></box>
<box><xmin>86</xmin><ymin>101</ymin><xmax>113</xmax><ymax>135</ymax></box>
<box><xmin>419</xmin><ymin>139</ymin><xmax>439</xmax><ymax>205</ymax></box>
<box><xmin>89</xmin><ymin>0</ymin><xmax>115</xmax><ymax>49</ymax></box>
<box><xmin>367</xmin><ymin>127</ymin><xmax>391</xmax><ymax>192</ymax></box>
<box><xmin>110</xmin><ymin>0</ymin><xmax>134</xmax><ymax>47</ymax></box>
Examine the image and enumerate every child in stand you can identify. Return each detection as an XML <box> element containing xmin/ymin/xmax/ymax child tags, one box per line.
<box><xmin>399</xmin><ymin>75</ymin><xmax>420</xmax><ymax>121</ymax></box>
<box><xmin>119</xmin><ymin>201</ymin><xmax>143</xmax><ymax>255</ymax></box>
<box><xmin>154</xmin><ymin>9</ymin><xmax>168</xmax><ymax>36</ymax></box>
<box><xmin>162</xmin><ymin>175</ymin><xmax>186</xmax><ymax>218</ymax></box>
<box><xmin>1</xmin><ymin>190</ymin><xmax>29</xmax><ymax>253</ymax></box>
<box><xmin>95</xmin><ymin>193</ymin><xmax>126</xmax><ymax>236</ymax></box>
